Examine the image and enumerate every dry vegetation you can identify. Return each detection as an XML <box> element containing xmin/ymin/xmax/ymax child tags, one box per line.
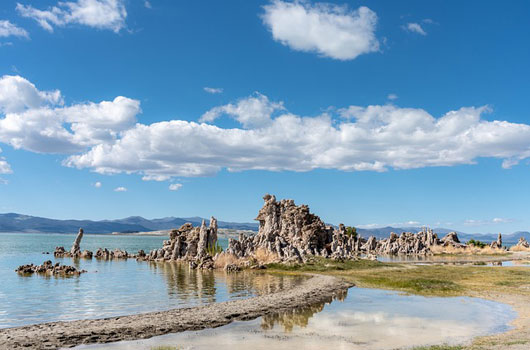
<box><xmin>430</xmin><ymin>245</ymin><xmax>508</xmax><ymax>255</ymax></box>
<box><xmin>254</xmin><ymin>247</ymin><xmax>279</xmax><ymax>264</ymax></box>
<box><xmin>213</xmin><ymin>248</ymin><xmax>280</xmax><ymax>269</ymax></box>
<box><xmin>213</xmin><ymin>252</ymin><xmax>240</xmax><ymax>269</ymax></box>
<box><xmin>509</xmin><ymin>245</ymin><xmax>530</xmax><ymax>252</ymax></box>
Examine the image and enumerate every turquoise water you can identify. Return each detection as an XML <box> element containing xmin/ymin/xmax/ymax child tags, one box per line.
<box><xmin>75</xmin><ymin>287</ymin><xmax>517</xmax><ymax>350</ymax></box>
<box><xmin>0</xmin><ymin>233</ymin><xmax>302</xmax><ymax>328</ymax></box>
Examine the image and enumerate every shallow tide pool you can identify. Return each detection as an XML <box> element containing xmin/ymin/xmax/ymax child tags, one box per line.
<box><xmin>74</xmin><ymin>287</ymin><xmax>516</xmax><ymax>350</ymax></box>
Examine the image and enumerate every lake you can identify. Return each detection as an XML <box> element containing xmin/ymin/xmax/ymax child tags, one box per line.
<box><xmin>0</xmin><ymin>232</ymin><xmax>303</xmax><ymax>328</ymax></box>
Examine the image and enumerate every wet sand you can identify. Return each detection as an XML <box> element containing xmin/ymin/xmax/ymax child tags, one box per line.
<box><xmin>468</xmin><ymin>291</ymin><xmax>530</xmax><ymax>350</ymax></box>
<box><xmin>0</xmin><ymin>274</ymin><xmax>352</xmax><ymax>349</ymax></box>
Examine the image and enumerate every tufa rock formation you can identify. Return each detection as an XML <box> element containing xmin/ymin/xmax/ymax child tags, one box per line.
<box><xmin>224</xmin><ymin>194</ymin><xmax>362</xmax><ymax>262</ymax></box>
<box><xmin>366</xmin><ymin>228</ymin><xmax>439</xmax><ymax>255</ymax></box>
<box><xmin>70</xmin><ymin>228</ymin><xmax>84</xmax><ymax>255</ymax></box>
<box><xmin>54</xmin><ymin>228</ymin><xmax>141</xmax><ymax>260</ymax></box>
<box><xmin>515</xmin><ymin>237</ymin><xmax>530</xmax><ymax>249</ymax></box>
<box><xmin>16</xmin><ymin>260</ymin><xmax>86</xmax><ymax>276</ymax></box>
<box><xmin>144</xmin><ymin>217</ymin><xmax>219</xmax><ymax>269</ymax></box>
<box><xmin>490</xmin><ymin>233</ymin><xmax>503</xmax><ymax>249</ymax></box>
<box><xmin>223</xmin><ymin>195</ymin><xmax>486</xmax><ymax>264</ymax></box>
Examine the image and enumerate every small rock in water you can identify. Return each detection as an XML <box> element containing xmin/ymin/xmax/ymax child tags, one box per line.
<box><xmin>16</xmin><ymin>261</ymin><xmax>87</xmax><ymax>276</ymax></box>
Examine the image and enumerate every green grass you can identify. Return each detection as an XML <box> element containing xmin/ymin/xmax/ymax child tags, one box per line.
<box><xmin>206</xmin><ymin>242</ymin><xmax>223</xmax><ymax>256</ymax></box>
<box><xmin>467</xmin><ymin>239</ymin><xmax>487</xmax><ymax>248</ymax></box>
<box><xmin>266</xmin><ymin>257</ymin><xmax>387</xmax><ymax>272</ymax></box>
<box><xmin>361</xmin><ymin>276</ymin><xmax>463</xmax><ymax>295</ymax></box>
<box><xmin>408</xmin><ymin>345</ymin><xmax>463</xmax><ymax>350</ymax></box>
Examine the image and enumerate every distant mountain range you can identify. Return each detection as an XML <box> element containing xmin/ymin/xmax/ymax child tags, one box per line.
<box><xmin>0</xmin><ymin>213</ymin><xmax>259</xmax><ymax>234</ymax></box>
<box><xmin>1</xmin><ymin>213</ymin><xmax>528</xmax><ymax>246</ymax></box>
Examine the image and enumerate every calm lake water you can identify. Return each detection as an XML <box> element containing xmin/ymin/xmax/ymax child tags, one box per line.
<box><xmin>377</xmin><ymin>254</ymin><xmax>530</xmax><ymax>266</ymax></box>
<box><xmin>74</xmin><ymin>287</ymin><xmax>516</xmax><ymax>350</ymax></box>
<box><xmin>0</xmin><ymin>233</ymin><xmax>304</xmax><ymax>328</ymax></box>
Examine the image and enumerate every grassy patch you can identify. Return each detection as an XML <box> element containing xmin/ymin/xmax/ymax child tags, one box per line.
<box><xmin>267</xmin><ymin>257</ymin><xmax>530</xmax><ymax>297</ymax></box>
<box><xmin>266</xmin><ymin>257</ymin><xmax>387</xmax><ymax>272</ymax></box>
<box><xmin>408</xmin><ymin>345</ymin><xmax>463</xmax><ymax>350</ymax></box>
<box><xmin>361</xmin><ymin>276</ymin><xmax>462</xmax><ymax>295</ymax></box>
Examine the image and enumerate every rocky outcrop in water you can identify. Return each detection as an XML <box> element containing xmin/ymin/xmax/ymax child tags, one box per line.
<box><xmin>222</xmin><ymin>195</ymin><xmax>483</xmax><ymax>264</ymax></box>
<box><xmin>490</xmin><ymin>233</ymin><xmax>503</xmax><ymax>249</ymax></box>
<box><xmin>515</xmin><ymin>237</ymin><xmax>530</xmax><ymax>249</ymax></box>
<box><xmin>70</xmin><ymin>228</ymin><xmax>84</xmax><ymax>255</ymax></box>
<box><xmin>15</xmin><ymin>260</ymin><xmax>86</xmax><ymax>276</ymax></box>
<box><xmin>224</xmin><ymin>194</ymin><xmax>361</xmax><ymax>263</ymax></box>
<box><xmin>144</xmin><ymin>217</ymin><xmax>219</xmax><ymax>269</ymax></box>
<box><xmin>94</xmin><ymin>248</ymin><xmax>134</xmax><ymax>260</ymax></box>
<box><xmin>365</xmin><ymin>228</ymin><xmax>439</xmax><ymax>255</ymax></box>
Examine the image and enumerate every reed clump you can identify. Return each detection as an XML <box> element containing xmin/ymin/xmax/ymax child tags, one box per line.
<box><xmin>213</xmin><ymin>252</ymin><xmax>241</xmax><ymax>269</ymax></box>
<box><xmin>254</xmin><ymin>247</ymin><xmax>279</xmax><ymax>264</ymax></box>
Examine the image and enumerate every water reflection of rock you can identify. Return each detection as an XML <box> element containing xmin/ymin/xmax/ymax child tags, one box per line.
<box><xmin>150</xmin><ymin>261</ymin><xmax>307</xmax><ymax>304</ymax></box>
<box><xmin>148</xmin><ymin>262</ymin><xmax>217</xmax><ymax>303</ymax></box>
<box><xmin>224</xmin><ymin>272</ymin><xmax>306</xmax><ymax>297</ymax></box>
<box><xmin>261</xmin><ymin>288</ymin><xmax>348</xmax><ymax>332</ymax></box>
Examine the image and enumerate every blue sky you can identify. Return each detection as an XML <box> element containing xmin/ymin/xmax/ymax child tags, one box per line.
<box><xmin>0</xmin><ymin>0</ymin><xmax>529</xmax><ymax>233</ymax></box>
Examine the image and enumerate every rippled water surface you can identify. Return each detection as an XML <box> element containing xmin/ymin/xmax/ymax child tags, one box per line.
<box><xmin>76</xmin><ymin>287</ymin><xmax>516</xmax><ymax>350</ymax></box>
<box><xmin>0</xmin><ymin>233</ymin><xmax>304</xmax><ymax>328</ymax></box>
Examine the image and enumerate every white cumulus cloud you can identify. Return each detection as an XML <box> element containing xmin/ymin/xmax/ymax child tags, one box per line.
<box><xmin>114</xmin><ymin>186</ymin><xmax>127</xmax><ymax>192</ymax></box>
<box><xmin>0</xmin><ymin>147</ymin><xmax>12</xmax><ymax>174</ymax></box>
<box><xmin>169</xmin><ymin>183</ymin><xmax>183</xmax><ymax>191</ymax></box>
<box><xmin>16</xmin><ymin>0</ymin><xmax>127</xmax><ymax>33</ymax></box>
<box><xmin>203</xmin><ymin>87</ymin><xmax>223</xmax><ymax>94</ymax></box>
<box><xmin>3</xmin><ymin>77</ymin><xmax>530</xmax><ymax>181</ymax></box>
<box><xmin>387</xmin><ymin>93</ymin><xmax>398</xmax><ymax>101</ymax></box>
<box><xmin>142</xmin><ymin>174</ymin><xmax>171</xmax><ymax>182</ymax></box>
<box><xmin>404</xmin><ymin>22</ymin><xmax>427</xmax><ymax>36</ymax></box>
<box><xmin>262</xmin><ymin>0</ymin><xmax>379</xmax><ymax>60</ymax></box>
<box><xmin>0</xmin><ymin>75</ymin><xmax>62</xmax><ymax>114</ymax></box>
<box><xmin>200</xmin><ymin>92</ymin><xmax>284</xmax><ymax>129</ymax></box>
<box><xmin>0</xmin><ymin>75</ymin><xmax>140</xmax><ymax>153</ymax></box>
<box><xmin>94</xmin><ymin>181</ymin><xmax>102</xmax><ymax>188</ymax></box>
<box><xmin>0</xmin><ymin>20</ymin><xmax>29</xmax><ymax>39</ymax></box>
<box><xmin>66</xmin><ymin>95</ymin><xmax>530</xmax><ymax>178</ymax></box>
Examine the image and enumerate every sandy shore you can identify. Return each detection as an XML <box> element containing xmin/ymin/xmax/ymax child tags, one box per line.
<box><xmin>0</xmin><ymin>274</ymin><xmax>352</xmax><ymax>350</ymax></box>
<box><xmin>467</xmin><ymin>291</ymin><xmax>530</xmax><ymax>350</ymax></box>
